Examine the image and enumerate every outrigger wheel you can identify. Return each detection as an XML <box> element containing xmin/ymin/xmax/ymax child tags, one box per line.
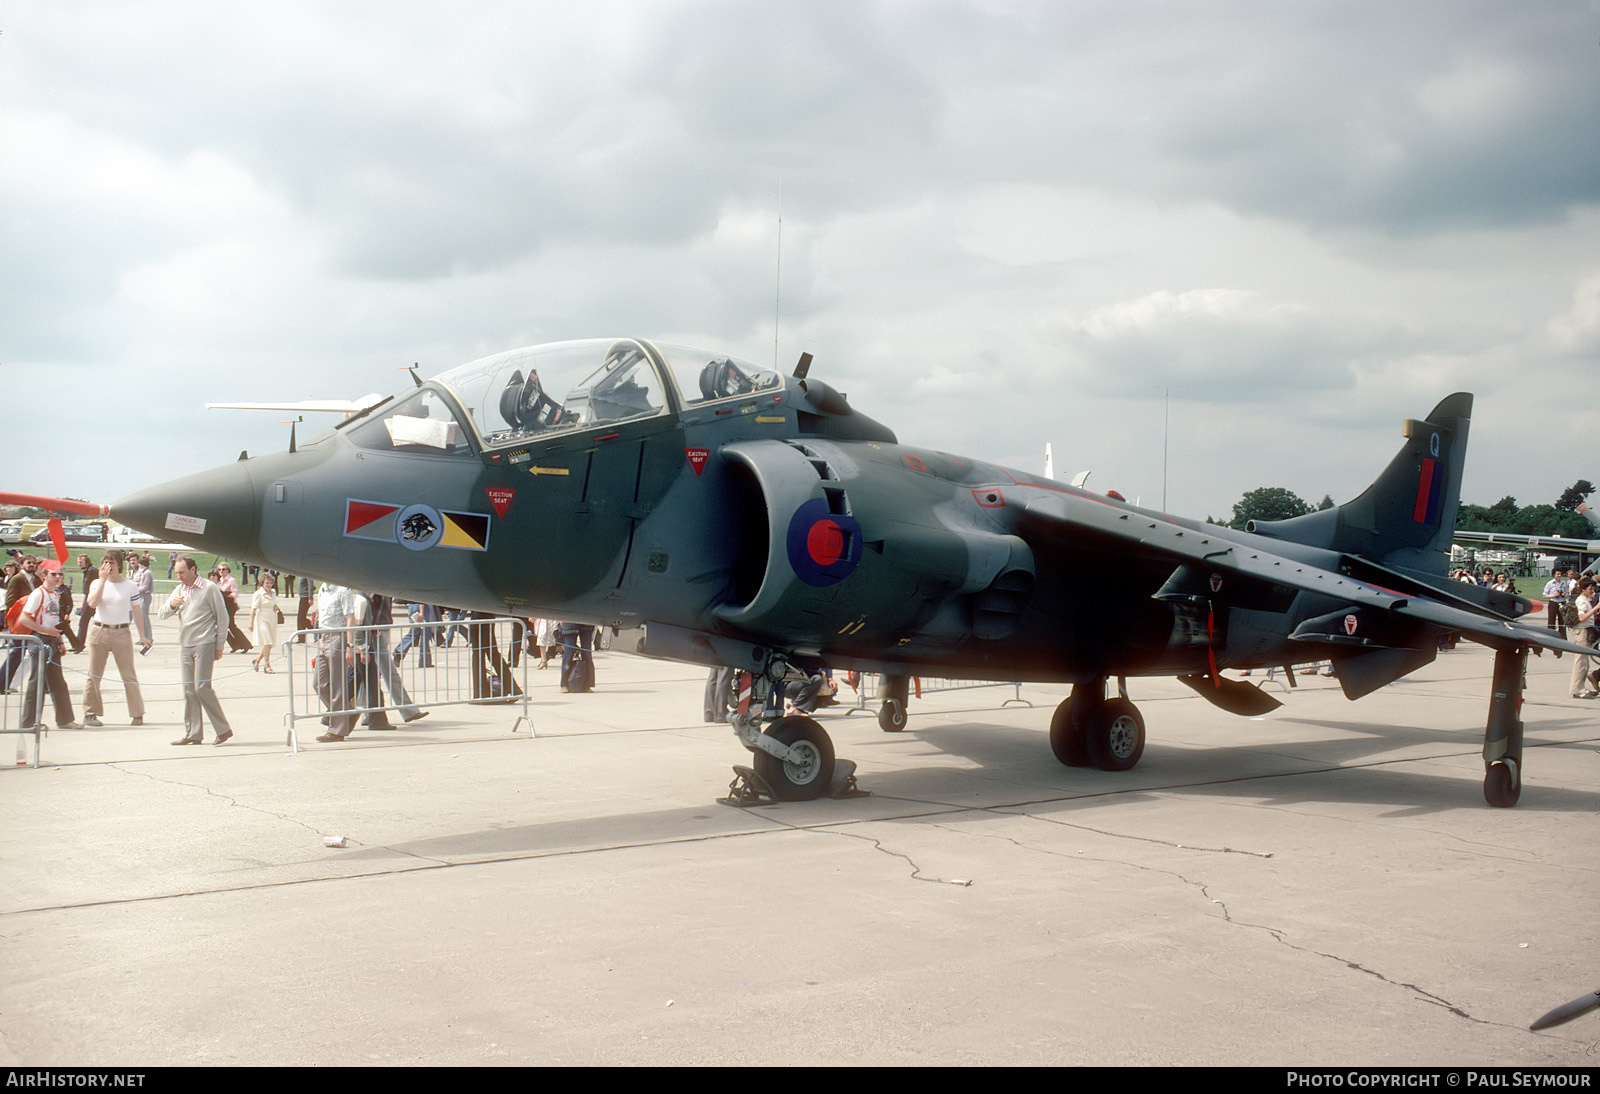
<box><xmin>1481</xmin><ymin>647</ymin><xmax>1527</xmax><ymax>808</ymax></box>
<box><xmin>878</xmin><ymin>699</ymin><xmax>906</xmax><ymax>732</ymax></box>
<box><xmin>878</xmin><ymin>674</ymin><xmax>910</xmax><ymax>733</ymax></box>
<box><xmin>754</xmin><ymin>716</ymin><xmax>837</xmax><ymax>801</ymax></box>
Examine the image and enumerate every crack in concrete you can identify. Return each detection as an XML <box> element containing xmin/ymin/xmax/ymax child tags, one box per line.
<box><xmin>988</xmin><ymin>805</ymin><xmax>1275</xmax><ymax>857</ymax></box>
<box><xmin>758</xmin><ymin>813</ymin><xmax>956</xmax><ymax>885</ymax></box>
<box><xmin>105</xmin><ymin>762</ymin><xmax>452</xmax><ymax>867</ymax></box>
<box><xmin>107</xmin><ymin>761</ymin><xmax>327</xmax><ymax>838</ymax></box>
<box><xmin>914</xmin><ymin>811</ymin><xmax>1508</xmax><ymax>1031</ymax></box>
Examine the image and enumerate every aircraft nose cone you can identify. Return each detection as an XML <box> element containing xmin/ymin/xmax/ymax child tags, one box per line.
<box><xmin>112</xmin><ymin>460</ymin><xmax>260</xmax><ymax>559</ymax></box>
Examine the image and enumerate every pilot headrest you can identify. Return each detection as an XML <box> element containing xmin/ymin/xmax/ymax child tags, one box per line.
<box><xmin>499</xmin><ymin>370</ymin><xmax>526</xmax><ymax>426</ymax></box>
<box><xmin>698</xmin><ymin>361</ymin><xmax>721</xmax><ymax>401</ymax></box>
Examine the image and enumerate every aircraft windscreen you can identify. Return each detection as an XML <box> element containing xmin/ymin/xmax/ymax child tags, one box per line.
<box><xmin>654</xmin><ymin>343</ymin><xmax>782</xmax><ymax>407</ymax></box>
<box><xmin>431</xmin><ymin>339</ymin><xmax>783</xmax><ymax>451</ymax></box>
<box><xmin>434</xmin><ymin>340</ymin><xmax>669</xmax><ymax>450</ymax></box>
<box><xmin>344</xmin><ymin>389</ymin><xmax>474</xmax><ymax>456</ymax></box>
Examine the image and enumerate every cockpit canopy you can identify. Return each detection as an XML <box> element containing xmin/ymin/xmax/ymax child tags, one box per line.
<box><xmin>343</xmin><ymin>338</ymin><xmax>782</xmax><ymax>456</ymax></box>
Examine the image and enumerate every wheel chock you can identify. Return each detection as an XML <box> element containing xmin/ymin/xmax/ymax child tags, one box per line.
<box><xmin>828</xmin><ymin>759</ymin><xmax>869</xmax><ymax>798</ymax></box>
<box><xmin>717</xmin><ymin>759</ymin><xmax>870</xmax><ymax>806</ymax></box>
<box><xmin>718</xmin><ymin>765</ymin><xmax>777</xmax><ymax>807</ymax></box>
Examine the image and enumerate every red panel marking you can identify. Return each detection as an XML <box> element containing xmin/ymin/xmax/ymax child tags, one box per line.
<box><xmin>346</xmin><ymin>500</ymin><xmax>399</xmax><ymax>534</ymax></box>
<box><xmin>1412</xmin><ymin>458</ymin><xmax>1436</xmax><ymax>523</ymax></box>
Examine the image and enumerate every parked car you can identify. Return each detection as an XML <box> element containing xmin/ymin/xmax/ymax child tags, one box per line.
<box><xmin>0</xmin><ymin>520</ymin><xmax>45</xmax><ymax>545</ymax></box>
<box><xmin>110</xmin><ymin>525</ymin><xmax>160</xmax><ymax>544</ymax></box>
<box><xmin>30</xmin><ymin>523</ymin><xmax>105</xmax><ymax>544</ymax></box>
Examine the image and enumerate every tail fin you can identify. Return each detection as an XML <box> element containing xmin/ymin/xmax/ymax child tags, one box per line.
<box><xmin>1244</xmin><ymin>392</ymin><xmax>1472</xmax><ymax>575</ymax></box>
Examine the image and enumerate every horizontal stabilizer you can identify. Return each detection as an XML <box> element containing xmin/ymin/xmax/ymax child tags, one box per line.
<box><xmin>1341</xmin><ymin>553</ymin><xmax>1530</xmax><ymax>620</ymax></box>
<box><xmin>1177</xmin><ymin>673</ymin><xmax>1283</xmax><ymax>716</ymax></box>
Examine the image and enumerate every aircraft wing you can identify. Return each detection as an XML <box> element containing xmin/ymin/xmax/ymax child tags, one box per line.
<box><xmin>1020</xmin><ymin>494</ymin><xmax>1593</xmax><ymax>657</ymax></box>
<box><xmin>1452</xmin><ymin>528</ymin><xmax>1600</xmax><ymax>553</ymax></box>
<box><xmin>204</xmin><ymin>394</ymin><xmax>387</xmax><ymax>414</ymax></box>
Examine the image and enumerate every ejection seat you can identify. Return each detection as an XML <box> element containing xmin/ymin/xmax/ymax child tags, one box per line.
<box><xmin>498</xmin><ymin>369</ymin><xmax>565</xmax><ymax>432</ymax></box>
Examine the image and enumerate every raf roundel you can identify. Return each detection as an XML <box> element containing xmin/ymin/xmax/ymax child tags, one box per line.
<box><xmin>786</xmin><ymin>497</ymin><xmax>863</xmax><ymax>587</ymax></box>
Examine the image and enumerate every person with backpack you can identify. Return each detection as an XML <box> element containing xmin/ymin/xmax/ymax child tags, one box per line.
<box><xmin>1</xmin><ymin>554</ymin><xmax>42</xmax><ymax>692</ymax></box>
<box><xmin>16</xmin><ymin>560</ymin><xmax>82</xmax><ymax>731</ymax></box>
<box><xmin>1566</xmin><ymin>576</ymin><xmax>1599</xmax><ymax>699</ymax></box>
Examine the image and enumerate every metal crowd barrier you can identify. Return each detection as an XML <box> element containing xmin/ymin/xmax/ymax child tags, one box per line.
<box><xmin>281</xmin><ymin>617</ymin><xmax>531</xmax><ymax>751</ymax></box>
<box><xmin>0</xmin><ymin>634</ymin><xmax>49</xmax><ymax>768</ymax></box>
<box><xmin>841</xmin><ymin>673</ymin><xmax>1032</xmax><ymax>715</ymax></box>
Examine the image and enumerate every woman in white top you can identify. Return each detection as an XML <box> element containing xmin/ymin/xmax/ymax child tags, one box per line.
<box><xmin>82</xmin><ymin>549</ymin><xmax>145</xmax><ymax>727</ymax></box>
<box><xmin>1569</xmin><ymin>577</ymin><xmax>1600</xmax><ymax>699</ymax></box>
<box><xmin>248</xmin><ymin>576</ymin><xmax>281</xmax><ymax>672</ymax></box>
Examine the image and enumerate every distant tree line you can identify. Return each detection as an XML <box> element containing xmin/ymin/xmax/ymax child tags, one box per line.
<box><xmin>1216</xmin><ymin>479</ymin><xmax>1595</xmax><ymax>536</ymax></box>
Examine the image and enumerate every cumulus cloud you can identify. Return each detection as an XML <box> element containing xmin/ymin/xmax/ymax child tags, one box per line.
<box><xmin>2</xmin><ymin>0</ymin><xmax>1596</xmax><ymax>523</ymax></box>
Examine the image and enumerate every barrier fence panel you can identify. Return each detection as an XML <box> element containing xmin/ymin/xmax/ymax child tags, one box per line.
<box><xmin>282</xmin><ymin>618</ymin><xmax>531</xmax><ymax>751</ymax></box>
<box><xmin>0</xmin><ymin>634</ymin><xmax>49</xmax><ymax>768</ymax></box>
<box><xmin>842</xmin><ymin>672</ymin><xmax>1032</xmax><ymax>715</ymax></box>
<box><xmin>914</xmin><ymin>677</ymin><xmax>1032</xmax><ymax>707</ymax></box>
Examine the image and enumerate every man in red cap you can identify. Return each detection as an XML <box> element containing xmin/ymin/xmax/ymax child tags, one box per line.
<box><xmin>1</xmin><ymin>554</ymin><xmax>41</xmax><ymax>692</ymax></box>
<box><xmin>17</xmin><ymin>560</ymin><xmax>83</xmax><ymax>731</ymax></box>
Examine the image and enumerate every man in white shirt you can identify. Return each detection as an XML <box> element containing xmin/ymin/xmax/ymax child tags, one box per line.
<box><xmin>312</xmin><ymin>582</ymin><xmax>357</xmax><ymax>741</ymax></box>
<box><xmin>1543</xmin><ymin>569</ymin><xmax>1569</xmax><ymax>642</ymax></box>
<box><xmin>82</xmin><ymin>549</ymin><xmax>145</xmax><ymax>727</ymax></box>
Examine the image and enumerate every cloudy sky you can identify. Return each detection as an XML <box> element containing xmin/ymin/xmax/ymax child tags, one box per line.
<box><xmin>5</xmin><ymin>0</ymin><xmax>1598</xmax><ymax>522</ymax></box>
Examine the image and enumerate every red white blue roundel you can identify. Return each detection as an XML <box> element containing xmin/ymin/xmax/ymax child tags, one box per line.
<box><xmin>786</xmin><ymin>498</ymin><xmax>862</xmax><ymax>587</ymax></box>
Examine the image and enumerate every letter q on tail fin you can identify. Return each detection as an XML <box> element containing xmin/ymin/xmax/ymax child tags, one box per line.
<box><xmin>1240</xmin><ymin>393</ymin><xmax>1472</xmax><ymax>576</ymax></box>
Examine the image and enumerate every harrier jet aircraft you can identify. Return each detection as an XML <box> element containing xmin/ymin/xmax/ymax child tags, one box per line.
<box><xmin>58</xmin><ymin>338</ymin><xmax>1590</xmax><ymax>807</ymax></box>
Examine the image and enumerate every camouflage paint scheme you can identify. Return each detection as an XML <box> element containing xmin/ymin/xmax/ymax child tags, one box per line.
<box><xmin>112</xmin><ymin>338</ymin><xmax>1586</xmax><ymax>805</ymax></box>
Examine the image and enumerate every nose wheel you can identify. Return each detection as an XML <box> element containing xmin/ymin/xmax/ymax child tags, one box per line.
<box><xmin>755</xmin><ymin>716</ymin><xmax>837</xmax><ymax>800</ymax></box>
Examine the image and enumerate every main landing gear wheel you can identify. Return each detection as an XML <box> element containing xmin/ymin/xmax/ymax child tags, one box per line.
<box><xmin>1086</xmin><ymin>698</ymin><xmax>1145</xmax><ymax>772</ymax></box>
<box><xmin>1484</xmin><ymin>761</ymin><xmax>1520</xmax><ymax>808</ymax></box>
<box><xmin>1049</xmin><ymin>695</ymin><xmax>1092</xmax><ymax>767</ymax></box>
<box><xmin>754</xmin><ymin>716</ymin><xmax>837</xmax><ymax>801</ymax></box>
<box><xmin>878</xmin><ymin>699</ymin><xmax>906</xmax><ymax>733</ymax></box>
